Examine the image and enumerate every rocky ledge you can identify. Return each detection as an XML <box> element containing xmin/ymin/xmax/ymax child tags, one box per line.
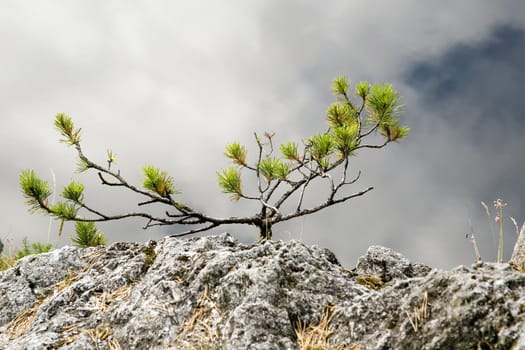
<box><xmin>1</xmin><ymin>233</ymin><xmax>524</xmax><ymax>349</ymax></box>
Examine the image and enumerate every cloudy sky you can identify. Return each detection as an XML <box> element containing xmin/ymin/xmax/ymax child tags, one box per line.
<box><xmin>1</xmin><ymin>1</ymin><xmax>524</xmax><ymax>269</ymax></box>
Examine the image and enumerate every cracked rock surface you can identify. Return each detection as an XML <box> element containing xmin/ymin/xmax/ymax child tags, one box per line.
<box><xmin>0</xmin><ymin>234</ymin><xmax>524</xmax><ymax>349</ymax></box>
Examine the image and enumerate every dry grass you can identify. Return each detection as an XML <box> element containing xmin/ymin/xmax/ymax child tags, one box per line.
<box><xmin>53</xmin><ymin>324</ymin><xmax>122</xmax><ymax>349</ymax></box>
<box><xmin>405</xmin><ymin>291</ymin><xmax>429</xmax><ymax>333</ymax></box>
<box><xmin>477</xmin><ymin>340</ymin><xmax>495</xmax><ymax>350</ymax></box>
<box><xmin>54</xmin><ymin>269</ymin><xmax>81</xmax><ymax>293</ymax></box>
<box><xmin>5</xmin><ymin>296</ymin><xmax>45</xmax><ymax>339</ymax></box>
<box><xmin>81</xmin><ymin>247</ymin><xmax>106</xmax><ymax>271</ymax></box>
<box><xmin>174</xmin><ymin>284</ymin><xmax>221</xmax><ymax>348</ymax></box>
<box><xmin>85</xmin><ymin>326</ymin><xmax>121</xmax><ymax>350</ymax></box>
<box><xmin>177</xmin><ymin>285</ymin><xmax>215</xmax><ymax>339</ymax></box>
<box><xmin>4</xmin><ymin>246</ymin><xmax>114</xmax><ymax>343</ymax></box>
<box><xmin>4</xmin><ymin>267</ymin><xmax>82</xmax><ymax>340</ymax></box>
<box><xmin>94</xmin><ymin>284</ymin><xmax>132</xmax><ymax>312</ymax></box>
<box><xmin>53</xmin><ymin>323</ymin><xmax>83</xmax><ymax>348</ymax></box>
<box><xmin>295</xmin><ymin>304</ymin><xmax>363</xmax><ymax>350</ymax></box>
<box><xmin>0</xmin><ymin>254</ymin><xmax>17</xmax><ymax>271</ymax></box>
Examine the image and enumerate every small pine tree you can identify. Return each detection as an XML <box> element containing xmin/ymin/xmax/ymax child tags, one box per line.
<box><xmin>15</xmin><ymin>238</ymin><xmax>53</xmax><ymax>260</ymax></box>
<box><xmin>71</xmin><ymin>222</ymin><xmax>107</xmax><ymax>248</ymax></box>
<box><xmin>20</xmin><ymin>76</ymin><xmax>408</xmax><ymax>240</ymax></box>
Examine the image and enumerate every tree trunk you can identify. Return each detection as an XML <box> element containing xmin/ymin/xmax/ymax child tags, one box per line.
<box><xmin>258</xmin><ymin>219</ymin><xmax>272</xmax><ymax>240</ymax></box>
<box><xmin>509</xmin><ymin>222</ymin><xmax>525</xmax><ymax>272</ymax></box>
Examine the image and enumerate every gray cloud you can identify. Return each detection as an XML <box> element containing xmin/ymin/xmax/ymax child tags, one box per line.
<box><xmin>2</xmin><ymin>1</ymin><xmax>524</xmax><ymax>268</ymax></box>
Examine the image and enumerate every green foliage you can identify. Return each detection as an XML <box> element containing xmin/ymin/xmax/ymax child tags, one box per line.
<box><xmin>107</xmin><ymin>149</ymin><xmax>117</xmax><ymax>168</ymax></box>
<box><xmin>76</xmin><ymin>157</ymin><xmax>90</xmax><ymax>173</ymax></box>
<box><xmin>51</xmin><ymin>201</ymin><xmax>79</xmax><ymax>220</ymax></box>
<box><xmin>72</xmin><ymin>222</ymin><xmax>107</xmax><ymax>248</ymax></box>
<box><xmin>19</xmin><ymin>169</ymin><xmax>52</xmax><ymax>213</ymax></box>
<box><xmin>356</xmin><ymin>81</ymin><xmax>371</xmax><ymax>98</ymax></box>
<box><xmin>140</xmin><ymin>246</ymin><xmax>157</xmax><ymax>272</ymax></box>
<box><xmin>367</xmin><ymin>84</ymin><xmax>402</xmax><ymax>120</ymax></box>
<box><xmin>107</xmin><ymin>149</ymin><xmax>116</xmax><ymax>163</ymax></box>
<box><xmin>274</xmin><ymin>161</ymin><xmax>291</xmax><ymax>180</ymax></box>
<box><xmin>15</xmin><ymin>237</ymin><xmax>53</xmax><ymax>260</ymax></box>
<box><xmin>0</xmin><ymin>255</ymin><xmax>15</xmax><ymax>271</ymax></box>
<box><xmin>366</xmin><ymin>84</ymin><xmax>408</xmax><ymax>141</ymax></box>
<box><xmin>332</xmin><ymin>124</ymin><xmax>359</xmax><ymax>157</ymax></box>
<box><xmin>217</xmin><ymin>167</ymin><xmax>242</xmax><ymax>201</ymax></box>
<box><xmin>259</xmin><ymin>157</ymin><xmax>290</xmax><ymax>182</ymax></box>
<box><xmin>225</xmin><ymin>143</ymin><xmax>247</xmax><ymax>165</ymax></box>
<box><xmin>142</xmin><ymin>166</ymin><xmax>177</xmax><ymax>197</ymax></box>
<box><xmin>326</xmin><ymin>102</ymin><xmax>356</xmax><ymax>128</ymax></box>
<box><xmin>280</xmin><ymin>141</ymin><xmax>299</xmax><ymax>161</ymax></box>
<box><xmin>331</xmin><ymin>76</ymin><xmax>349</xmax><ymax>95</ymax></box>
<box><xmin>308</xmin><ymin>133</ymin><xmax>334</xmax><ymax>163</ymax></box>
<box><xmin>55</xmin><ymin>113</ymin><xmax>81</xmax><ymax>145</ymax></box>
<box><xmin>61</xmin><ymin>181</ymin><xmax>85</xmax><ymax>203</ymax></box>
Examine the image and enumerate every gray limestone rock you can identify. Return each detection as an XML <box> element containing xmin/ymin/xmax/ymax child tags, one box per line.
<box><xmin>510</xmin><ymin>222</ymin><xmax>525</xmax><ymax>272</ymax></box>
<box><xmin>355</xmin><ymin>245</ymin><xmax>432</xmax><ymax>282</ymax></box>
<box><xmin>0</xmin><ymin>233</ymin><xmax>524</xmax><ymax>349</ymax></box>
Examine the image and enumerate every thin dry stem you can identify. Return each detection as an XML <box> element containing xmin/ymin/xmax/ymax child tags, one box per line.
<box><xmin>510</xmin><ymin>217</ymin><xmax>519</xmax><ymax>236</ymax></box>
<box><xmin>481</xmin><ymin>201</ymin><xmax>497</xmax><ymax>247</ymax></box>
<box><xmin>467</xmin><ymin>219</ymin><xmax>482</xmax><ymax>263</ymax></box>
<box><xmin>406</xmin><ymin>291</ymin><xmax>429</xmax><ymax>333</ymax></box>
<box><xmin>295</xmin><ymin>305</ymin><xmax>359</xmax><ymax>350</ymax></box>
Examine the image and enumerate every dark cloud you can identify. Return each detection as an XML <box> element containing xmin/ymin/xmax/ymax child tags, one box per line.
<box><xmin>401</xmin><ymin>25</ymin><xmax>525</xmax><ymax>264</ymax></box>
<box><xmin>406</xmin><ymin>25</ymin><xmax>525</xmax><ymax>130</ymax></box>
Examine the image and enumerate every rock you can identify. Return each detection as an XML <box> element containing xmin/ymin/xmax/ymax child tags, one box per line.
<box><xmin>510</xmin><ymin>222</ymin><xmax>525</xmax><ymax>272</ymax></box>
<box><xmin>0</xmin><ymin>233</ymin><xmax>524</xmax><ymax>349</ymax></box>
<box><xmin>355</xmin><ymin>245</ymin><xmax>431</xmax><ymax>282</ymax></box>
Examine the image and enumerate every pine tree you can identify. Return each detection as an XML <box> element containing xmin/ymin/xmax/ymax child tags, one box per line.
<box><xmin>20</xmin><ymin>76</ymin><xmax>408</xmax><ymax>240</ymax></box>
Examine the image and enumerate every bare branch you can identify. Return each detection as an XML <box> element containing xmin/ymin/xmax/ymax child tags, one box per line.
<box><xmin>169</xmin><ymin>223</ymin><xmax>221</xmax><ymax>237</ymax></box>
<box><xmin>355</xmin><ymin>139</ymin><xmax>390</xmax><ymax>150</ymax></box>
<box><xmin>281</xmin><ymin>186</ymin><xmax>374</xmax><ymax>222</ymax></box>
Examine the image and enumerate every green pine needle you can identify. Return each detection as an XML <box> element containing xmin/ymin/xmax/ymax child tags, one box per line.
<box><xmin>318</xmin><ymin>157</ymin><xmax>331</xmax><ymax>171</ymax></box>
<box><xmin>55</xmin><ymin>113</ymin><xmax>81</xmax><ymax>146</ymax></box>
<box><xmin>332</xmin><ymin>125</ymin><xmax>359</xmax><ymax>157</ymax></box>
<box><xmin>217</xmin><ymin>167</ymin><xmax>242</xmax><ymax>201</ymax></box>
<box><xmin>355</xmin><ymin>81</ymin><xmax>371</xmax><ymax>99</ymax></box>
<box><xmin>76</xmin><ymin>157</ymin><xmax>90</xmax><ymax>172</ymax></box>
<box><xmin>19</xmin><ymin>169</ymin><xmax>52</xmax><ymax>213</ymax></box>
<box><xmin>61</xmin><ymin>181</ymin><xmax>85</xmax><ymax>203</ymax></box>
<box><xmin>15</xmin><ymin>238</ymin><xmax>52</xmax><ymax>260</ymax></box>
<box><xmin>51</xmin><ymin>201</ymin><xmax>79</xmax><ymax>220</ymax></box>
<box><xmin>72</xmin><ymin>222</ymin><xmax>107</xmax><ymax>248</ymax></box>
<box><xmin>274</xmin><ymin>161</ymin><xmax>290</xmax><ymax>180</ymax></box>
<box><xmin>142</xmin><ymin>166</ymin><xmax>177</xmax><ymax>197</ymax></box>
<box><xmin>225</xmin><ymin>143</ymin><xmax>247</xmax><ymax>165</ymax></box>
<box><xmin>326</xmin><ymin>102</ymin><xmax>356</xmax><ymax>128</ymax></box>
<box><xmin>308</xmin><ymin>133</ymin><xmax>334</xmax><ymax>161</ymax></box>
<box><xmin>366</xmin><ymin>84</ymin><xmax>404</xmax><ymax>123</ymax></box>
<box><xmin>280</xmin><ymin>141</ymin><xmax>299</xmax><ymax>161</ymax></box>
<box><xmin>331</xmin><ymin>76</ymin><xmax>349</xmax><ymax>96</ymax></box>
<box><xmin>258</xmin><ymin>157</ymin><xmax>289</xmax><ymax>182</ymax></box>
